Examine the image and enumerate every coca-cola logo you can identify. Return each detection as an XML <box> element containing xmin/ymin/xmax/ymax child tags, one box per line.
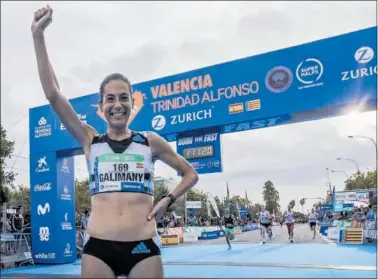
<box><xmin>34</xmin><ymin>183</ymin><xmax>52</xmax><ymax>192</ymax></box>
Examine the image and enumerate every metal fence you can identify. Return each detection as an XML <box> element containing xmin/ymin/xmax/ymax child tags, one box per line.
<box><xmin>1</xmin><ymin>203</ymin><xmax>34</xmax><ymax>269</ymax></box>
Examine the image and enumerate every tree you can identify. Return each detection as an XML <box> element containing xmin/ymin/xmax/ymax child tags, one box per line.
<box><xmin>248</xmin><ymin>203</ymin><xmax>262</xmax><ymax>220</ymax></box>
<box><xmin>313</xmin><ymin>201</ymin><xmax>322</xmax><ymax>209</ymax></box>
<box><xmin>0</xmin><ymin>124</ymin><xmax>16</xmax><ymax>204</ymax></box>
<box><xmin>262</xmin><ymin>180</ymin><xmax>280</xmax><ymax>214</ymax></box>
<box><xmin>289</xmin><ymin>199</ymin><xmax>296</xmax><ymax>209</ymax></box>
<box><xmin>8</xmin><ymin>185</ymin><xmax>30</xmax><ymax>212</ymax></box>
<box><xmin>344</xmin><ymin>169</ymin><xmax>377</xmax><ymax>191</ymax></box>
<box><xmin>293</xmin><ymin>211</ymin><xmax>306</xmax><ymax>220</ymax></box>
<box><xmin>75</xmin><ymin>179</ymin><xmax>91</xmax><ymax>213</ymax></box>
<box><xmin>153</xmin><ymin>182</ymin><xmax>169</xmax><ymax>205</ymax></box>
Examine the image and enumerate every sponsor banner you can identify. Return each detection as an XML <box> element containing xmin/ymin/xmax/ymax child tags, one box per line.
<box><xmin>356</xmin><ymin>191</ymin><xmax>369</xmax><ymax>203</ymax></box>
<box><xmin>327</xmin><ymin>227</ymin><xmax>340</xmax><ymax>240</ymax></box>
<box><xmin>183</xmin><ymin>232</ymin><xmax>199</xmax><ymax>243</ymax></box>
<box><xmin>320</xmin><ymin>204</ymin><xmax>333</xmax><ymax>210</ymax></box>
<box><xmin>334</xmin><ymin>191</ymin><xmax>357</xmax><ymax>203</ymax></box>
<box><xmin>242</xmin><ymin>224</ymin><xmax>260</xmax><ymax>232</ymax></box>
<box><xmin>363</xmin><ymin>220</ymin><xmax>377</xmax><ymax>241</ymax></box>
<box><xmin>185</xmin><ymin>201</ymin><xmax>202</xmax><ymax>209</ymax></box>
<box><xmin>29</xmin><ymin>27</ymin><xmax>376</xmax><ymax>151</ymax></box>
<box><xmin>201</xmin><ymin>231</ymin><xmax>219</xmax><ymax>240</ymax></box>
<box><xmin>30</xmin><ymin>153</ymin><xmax>76</xmax><ymax>264</ymax></box>
<box><xmin>176</xmin><ymin>128</ymin><xmax>222</xmax><ymax>174</ymax></box>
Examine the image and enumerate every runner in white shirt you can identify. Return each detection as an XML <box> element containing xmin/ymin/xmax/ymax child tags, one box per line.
<box><xmin>284</xmin><ymin>205</ymin><xmax>295</xmax><ymax>243</ymax></box>
<box><xmin>258</xmin><ymin>205</ymin><xmax>271</xmax><ymax>244</ymax></box>
<box><xmin>308</xmin><ymin>208</ymin><xmax>317</xmax><ymax>239</ymax></box>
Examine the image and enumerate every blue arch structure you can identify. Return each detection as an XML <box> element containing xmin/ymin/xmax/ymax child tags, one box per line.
<box><xmin>29</xmin><ymin>26</ymin><xmax>376</xmax><ymax>264</ymax></box>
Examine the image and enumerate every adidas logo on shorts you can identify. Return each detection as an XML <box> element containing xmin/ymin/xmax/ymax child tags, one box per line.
<box><xmin>132</xmin><ymin>242</ymin><xmax>151</xmax><ymax>254</ymax></box>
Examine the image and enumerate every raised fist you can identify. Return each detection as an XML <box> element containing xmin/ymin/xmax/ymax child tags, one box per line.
<box><xmin>31</xmin><ymin>5</ymin><xmax>53</xmax><ymax>34</ymax></box>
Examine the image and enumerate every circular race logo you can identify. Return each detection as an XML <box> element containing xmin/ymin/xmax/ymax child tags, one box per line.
<box><xmin>151</xmin><ymin>115</ymin><xmax>166</xmax><ymax>131</ymax></box>
<box><xmin>296</xmin><ymin>58</ymin><xmax>324</xmax><ymax>85</ymax></box>
<box><xmin>265</xmin><ymin>66</ymin><xmax>293</xmax><ymax>93</ymax></box>
<box><xmin>354</xmin><ymin>46</ymin><xmax>374</xmax><ymax>64</ymax></box>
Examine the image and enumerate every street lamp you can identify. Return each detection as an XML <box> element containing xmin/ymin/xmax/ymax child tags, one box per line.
<box><xmin>330</xmin><ymin>170</ymin><xmax>348</xmax><ymax>180</ymax></box>
<box><xmin>348</xmin><ymin>135</ymin><xmax>377</xmax><ymax>166</ymax></box>
<box><xmin>336</xmin><ymin>157</ymin><xmax>360</xmax><ymax>173</ymax></box>
<box><xmin>348</xmin><ymin>135</ymin><xmax>377</xmax><ymax>150</ymax></box>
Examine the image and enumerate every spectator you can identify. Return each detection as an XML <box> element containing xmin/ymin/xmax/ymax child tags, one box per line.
<box><xmin>81</xmin><ymin>210</ymin><xmax>90</xmax><ymax>230</ymax></box>
<box><xmin>12</xmin><ymin>205</ymin><xmax>24</xmax><ymax>232</ymax></box>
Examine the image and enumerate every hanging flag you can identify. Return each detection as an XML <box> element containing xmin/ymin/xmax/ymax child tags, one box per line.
<box><xmin>206</xmin><ymin>199</ymin><xmax>212</xmax><ymax>217</ymax></box>
<box><xmin>236</xmin><ymin>202</ymin><xmax>240</xmax><ymax>218</ymax></box>
<box><xmin>207</xmin><ymin>193</ymin><xmax>221</xmax><ymax>218</ymax></box>
<box><xmin>226</xmin><ymin>182</ymin><xmax>230</xmax><ymax>198</ymax></box>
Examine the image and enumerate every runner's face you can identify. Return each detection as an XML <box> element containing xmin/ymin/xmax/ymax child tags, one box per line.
<box><xmin>101</xmin><ymin>80</ymin><xmax>132</xmax><ymax>130</ymax></box>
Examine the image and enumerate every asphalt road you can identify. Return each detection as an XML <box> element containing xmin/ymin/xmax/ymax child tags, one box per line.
<box><xmin>184</xmin><ymin>224</ymin><xmax>326</xmax><ymax>246</ymax></box>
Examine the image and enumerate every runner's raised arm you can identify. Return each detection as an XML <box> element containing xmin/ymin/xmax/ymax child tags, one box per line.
<box><xmin>31</xmin><ymin>5</ymin><xmax>95</xmax><ymax>149</ymax></box>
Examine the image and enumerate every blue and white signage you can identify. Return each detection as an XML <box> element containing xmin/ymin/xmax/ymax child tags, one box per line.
<box><xmin>29</xmin><ymin>26</ymin><xmax>376</xmax><ymax>153</ymax></box>
<box><xmin>176</xmin><ymin>129</ymin><xmax>222</xmax><ymax>174</ymax></box>
<box><xmin>30</xmin><ymin>153</ymin><xmax>76</xmax><ymax>264</ymax></box>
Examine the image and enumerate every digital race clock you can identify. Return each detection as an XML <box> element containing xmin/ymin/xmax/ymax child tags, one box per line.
<box><xmin>182</xmin><ymin>145</ymin><xmax>214</xmax><ymax>160</ymax></box>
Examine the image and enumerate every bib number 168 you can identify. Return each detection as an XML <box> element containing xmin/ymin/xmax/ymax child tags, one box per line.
<box><xmin>113</xmin><ymin>163</ymin><xmax>129</xmax><ymax>172</ymax></box>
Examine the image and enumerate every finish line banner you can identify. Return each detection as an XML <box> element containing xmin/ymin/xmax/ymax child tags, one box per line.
<box><xmin>30</xmin><ymin>27</ymin><xmax>376</xmax><ymax>153</ymax></box>
<box><xmin>176</xmin><ymin>129</ymin><xmax>222</xmax><ymax>174</ymax></box>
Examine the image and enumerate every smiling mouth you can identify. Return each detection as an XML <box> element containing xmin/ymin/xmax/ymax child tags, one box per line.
<box><xmin>110</xmin><ymin>112</ymin><xmax>126</xmax><ymax>117</ymax></box>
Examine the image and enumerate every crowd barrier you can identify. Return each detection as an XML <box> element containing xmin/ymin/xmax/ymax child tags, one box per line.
<box><xmin>319</xmin><ymin>219</ymin><xmax>376</xmax><ymax>244</ymax></box>
<box><xmin>159</xmin><ymin>224</ymin><xmax>261</xmax><ymax>246</ymax></box>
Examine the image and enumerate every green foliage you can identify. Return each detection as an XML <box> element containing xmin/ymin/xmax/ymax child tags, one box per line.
<box><xmin>262</xmin><ymin>180</ymin><xmax>280</xmax><ymax>213</ymax></box>
<box><xmin>344</xmin><ymin>169</ymin><xmax>377</xmax><ymax>191</ymax></box>
<box><xmin>289</xmin><ymin>199</ymin><xmax>296</xmax><ymax>209</ymax></box>
<box><xmin>75</xmin><ymin>179</ymin><xmax>91</xmax><ymax>212</ymax></box>
<box><xmin>313</xmin><ymin>201</ymin><xmax>322</xmax><ymax>209</ymax></box>
<box><xmin>248</xmin><ymin>203</ymin><xmax>263</xmax><ymax>220</ymax></box>
<box><xmin>0</xmin><ymin>124</ymin><xmax>16</xmax><ymax>204</ymax></box>
<box><xmin>293</xmin><ymin>211</ymin><xmax>306</xmax><ymax>219</ymax></box>
<box><xmin>8</xmin><ymin>185</ymin><xmax>30</xmax><ymax>212</ymax></box>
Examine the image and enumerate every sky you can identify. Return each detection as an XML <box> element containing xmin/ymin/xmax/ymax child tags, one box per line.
<box><xmin>1</xmin><ymin>1</ymin><xmax>377</xmax><ymax>212</ymax></box>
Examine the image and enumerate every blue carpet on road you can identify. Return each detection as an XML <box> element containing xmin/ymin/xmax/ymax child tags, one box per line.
<box><xmin>1</xmin><ymin>243</ymin><xmax>376</xmax><ymax>278</ymax></box>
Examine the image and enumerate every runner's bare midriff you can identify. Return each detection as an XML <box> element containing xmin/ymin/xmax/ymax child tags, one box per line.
<box><xmin>87</xmin><ymin>192</ymin><xmax>157</xmax><ymax>242</ymax></box>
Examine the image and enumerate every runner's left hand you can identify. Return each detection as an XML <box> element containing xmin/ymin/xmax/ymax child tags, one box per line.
<box><xmin>148</xmin><ymin>198</ymin><xmax>170</xmax><ymax>222</ymax></box>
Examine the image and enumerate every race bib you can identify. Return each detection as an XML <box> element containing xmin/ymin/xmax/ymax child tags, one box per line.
<box><xmin>96</xmin><ymin>153</ymin><xmax>145</xmax><ymax>193</ymax></box>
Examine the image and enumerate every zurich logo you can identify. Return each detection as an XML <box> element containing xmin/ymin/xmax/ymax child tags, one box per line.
<box><xmin>354</xmin><ymin>46</ymin><xmax>374</xmax><ymax>64</ymax></box>
<box><xmin>151</xmin><ymin>115</ymin><xmax>166</xmax><ymax>131</ymax></box>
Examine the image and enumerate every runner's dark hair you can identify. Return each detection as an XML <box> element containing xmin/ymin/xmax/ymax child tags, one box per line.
<box><xmin>99</xmin><ymin>73</ymin><xmax>133</xmax><ymax>104</ymax></box>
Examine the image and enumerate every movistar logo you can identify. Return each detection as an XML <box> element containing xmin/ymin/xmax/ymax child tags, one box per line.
<box><xmin>37</xmin><ymin>203</ymin><xmax>50</xmax><ymax>215</ymax></box>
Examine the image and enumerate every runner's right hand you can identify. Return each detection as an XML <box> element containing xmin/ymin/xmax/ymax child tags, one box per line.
<box><xmin>31</xmin><ymin>5</ymin><xmax>53</xmax><ymax>35</ymax></box>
